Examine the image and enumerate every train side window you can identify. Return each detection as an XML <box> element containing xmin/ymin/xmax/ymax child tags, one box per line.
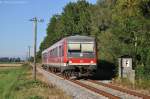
<box><xmin>53</xmin><ymin>48</ymin><xmax>55</xmax><ymax>57</ymax></box>
<box><xmin>50</xmin><ymin>50</ymin><xmax>52</xmax><ymax>56</ymax></box>
<box><xmin>61</xmin><ymin>46</ymin><xmax>63</xmax><ymax>57</ymax></box>
<box><xmin>59</xmin><ymin>46</ymin><xmax>61</xmax><ymax>57</ymax></box>
<box><xmin>54</xmin><ymin>48</ymin><xmax>57</xmax><ymax>57</ymax></box>
<box><xmin>55</xmin><ymin>48</ymin><xmax>57</xmax><ymax>57</ymax></box>
<box><xmin>61</xmin><ymin>45</ymin><xmax>64</xmax><ymax>56</ymax></box>
<box><xmin>53</xmin><ymin>49</ymin><xmax>55</xmax><ymax>57</ymax></box>
<box><xmin>56</xmin><ymin>47</ymin><xmax>58</xmax><ymax>57</ymax></box>
<box><xmin>50</xmin><ymin>50</ymin><xmax>51</xmax><ymax>57</ymax></box>
<box><xmin>51</xmin><ymin>50</ymin><xmax>52</xmax><ymax>56</ymax></box>
<box><xmin>52</xmin><ymin>49</ymin><xmax>53</xmax><ymax>57</ymax></box>
<box><xmin>55</xmin><ymin>47</ymin><xmax>57</xmax><ymax>57</ymax></box>
<box><xmin>56</xmin><ymin>47</ymin><xmax>59</xmax><ymax>57</ymax></box>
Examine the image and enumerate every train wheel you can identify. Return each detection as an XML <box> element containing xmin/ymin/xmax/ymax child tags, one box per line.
<box><xmin>67</xmin><ymin>71</ymin><xmax>70</xmax><ymax>79</ymax></box>
<box><xmin>51</xmin><ymin>67</ymin><xmax>53</xmax><ymax>72</ymax></box>
<box><xmin>54</xmin><ymin>68</ymin><xmax>56</xmax><ymax>73</ymax></box>
<box><xmin>62</xmin><ymin>71</ymin><xmax>66</xmax><ymax>79</ymax></box>
<box><xmin>69</xmin><ymin>70</ymin><xmax>72</xmax><ymax>78</ymax></box>
<box><xmin>76</xmin><ymin>72</ymin><xmax>80</xmax><ymax>79</ymax></box>
<box><xmin>49</xmin><ymin>67</ymin><xmax>52</xmax><ymax>72</ymax></box>
<box><xmin>47</xmin><ymin>66</ymin><xmax>49</xmax><ymax>71</ymax></box>
<box><xmin>66</xmin><ymin>71</ymin><xmax>70</xmax><ymax>79</ymax></box>
<box><xmin>65</xmin><ymin>71</ymin><xmax>69</xmax><ymax>79</ymax></box>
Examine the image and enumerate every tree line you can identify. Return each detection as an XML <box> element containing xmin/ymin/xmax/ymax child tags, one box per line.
<box><xmin>0</xmin><ymin>57</ymin><xmax>21</xmax><ymax>62</ymax></box>
<box><xmin>38</xmin><ymin>0</ymin><xmax>150</xmax><ymax>80</ymax></box>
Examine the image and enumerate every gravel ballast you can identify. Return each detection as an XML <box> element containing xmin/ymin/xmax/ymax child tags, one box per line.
<box><xmin>37</xmin><ymin>67</ymin><xmax>107</xmax><ymax>99</ymax></box>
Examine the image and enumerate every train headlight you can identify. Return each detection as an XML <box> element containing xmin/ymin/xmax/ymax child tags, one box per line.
<box><xmin>91</xmin><ymin>61</ymin><xmax>93</xmax><ymax>63</ymax></box>
<box><xmin>69</xmin><ymin>61</ymin><xmax>72</xmax><ymax>63</ymax></box>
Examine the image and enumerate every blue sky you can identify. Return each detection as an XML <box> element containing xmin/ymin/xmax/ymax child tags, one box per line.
<box><xmin>0</xmin><ymin>0</ymin><xmax>96</xmax><ymax>59</ymax></box>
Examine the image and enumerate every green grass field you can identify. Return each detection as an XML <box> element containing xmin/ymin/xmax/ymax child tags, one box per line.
<box><xmin>0</xmin><ymin>64</ymin><xmax>71</xmax><ymax>99</ymax></box>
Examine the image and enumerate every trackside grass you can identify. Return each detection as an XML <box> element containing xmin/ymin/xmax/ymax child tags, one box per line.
<box><xmin>0</xmin><ymin>64</ymin><xmax>71</xmax><ymax>99</ymax></box>
<box><xmin>113</xmin><ymin>78</ymin><xmax>150</xmax><ymax>95</ymax></box>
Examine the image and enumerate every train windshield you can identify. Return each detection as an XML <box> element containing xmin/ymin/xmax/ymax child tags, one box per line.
<box><xmin>68</xmin><ymin>43</ymin><xmax>95</xmax><ymax>58</ymax></box>
<box><xmin>81</xmin><ymin>43</ymin><xmax>94</xmax><ymax>52</ymax></box>
<box><xmin>68</xmin><ymin>43</ymin><xmax>81</xmax><ymax>52</ymax></box>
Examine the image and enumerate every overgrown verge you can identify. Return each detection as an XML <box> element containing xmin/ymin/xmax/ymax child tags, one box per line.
<box><xmin>113</xmin><ymin>77</ymin><xmax>150</xmax><ymax>95</ymax></box>
<box><xmin>0</xmin><ymin>64</ymin><xmax>71</xmax><ymax>99</ymax></box>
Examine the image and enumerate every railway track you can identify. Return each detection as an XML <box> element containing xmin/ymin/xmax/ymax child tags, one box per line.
<box><xmin>46</xmin><ymin>68</ymin><xmax>120</xmax><ymax>99</ymax></box>
<box><xmin>32</xmin><ymin>64</ymin><xmax>150</xmax><ymax>99</ymax></box>
<box><xmin>72</xmin><ymin>80</ymin><xmax>120</xmax><ymax>99</ymax></box>
<box><xmin>87</xmin><ymin>80</ymin><xmax>150</xmax><ymax>99</ymax></box>
<box><xmin>80</xmin><ymin>79</ymin><xmax>150</xmax><ymax>99</ymax></box>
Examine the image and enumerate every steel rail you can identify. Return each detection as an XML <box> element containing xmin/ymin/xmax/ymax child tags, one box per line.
<box><xmin>47</xmin><ymin>70</ymin><xmax>120</xmax><ymax>99</ymax></box>
<box><xmin>88</xmin><ymin>80</ymin><xmax>150</xmax><ymax>99</ymax></box>
<box><xmin>72</xmin><ymin>80</ymin><xmax>120</xmax><ymax>99</ymax></box>
<box><xmin>35</xmin><ymin>64</ymin><xmax>120</xmax><ymax>99</ymax></box>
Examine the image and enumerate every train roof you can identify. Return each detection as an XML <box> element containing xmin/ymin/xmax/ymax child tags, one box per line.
<box><xmin>42</xmin><ymin>37</ymin><xmax>65</xmax><ymax>54</ymax></box>
<box><xmin>66</xmin><ymin>35</ymin><xmax>95</xmax><ymax>42</ymax></box>
<box><xmin>42</xmin><ymin>35</ymin><xmax>95</xmax><ymax>54</ymax></box>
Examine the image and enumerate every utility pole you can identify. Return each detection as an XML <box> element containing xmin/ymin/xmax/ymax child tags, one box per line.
<box><xmin>28</xmin><ymin>46</ymin><xmax>31</xmax><ymax>62</ymax></box>
<box><xmin>26</xmin><ymin>51</ymin><xmax>28</xmax><ymax>63</ymax></box>
<box><xmin>29</xmin><ymin>17</ymin><xmax>43</xmax><ymax>80</ymax></box>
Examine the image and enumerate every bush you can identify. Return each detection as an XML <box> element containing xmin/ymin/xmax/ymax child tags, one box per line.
<box><xmin>135</xmin><ymin>64</ymin><xmax>145</xmax><ymax>80</ymax></box>
<box><xmin>136</xmin><ymin>64</ymin><xmax>150</xmax><ymax>80</ymax></box>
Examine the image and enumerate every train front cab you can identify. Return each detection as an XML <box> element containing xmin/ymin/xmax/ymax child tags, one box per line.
<box><xmin>62</xmin><ymin>36</ymin><xmax>97</xmax><ymax>76</ymax></box>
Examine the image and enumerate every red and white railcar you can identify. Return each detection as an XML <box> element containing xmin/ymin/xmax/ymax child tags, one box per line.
<box><xmin>42</xmin><ymin>35</ymin><xmax>97</xmax><ymax>76</ymax></box>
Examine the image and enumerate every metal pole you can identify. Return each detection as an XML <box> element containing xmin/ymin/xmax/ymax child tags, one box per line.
<box><xmin>26</xmin><ymin>51</ymin><xmax>28</xmax><ymax>63</ymax></box>
<box><xmin>28</xmin><ymin>46</ymin><xmax>31</xmax><ymax>62</ymax></box>
<box><xmin>30</xmin><ymin>17</ymin><xmax>43</xmax><ymax>81</ymax></box>
<box><xmin>33</xmin><ymin>17</ymin><xmax>37</xmax><ymax>80</ymax></box>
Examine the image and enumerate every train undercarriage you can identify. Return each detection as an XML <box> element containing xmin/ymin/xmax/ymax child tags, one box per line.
<box><xmin>42</xmin><ymin>64</ymin><xmax>96</xmax><ymax>79</ymax></box>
